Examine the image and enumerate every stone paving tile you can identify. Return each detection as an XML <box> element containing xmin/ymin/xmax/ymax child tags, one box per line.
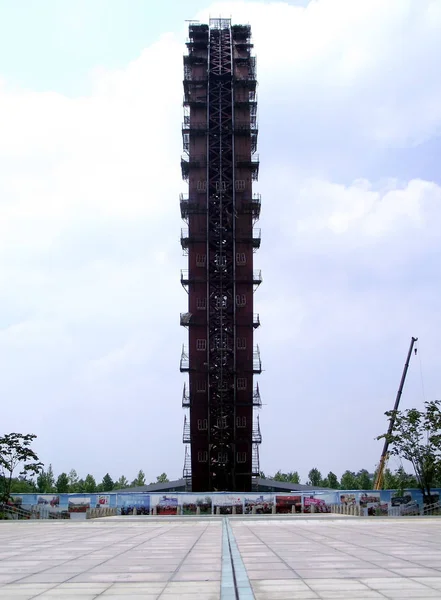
<box><xmin>370</xmin><ymin>586</ymin><xmax>441</xmax><ymax>598</ymax></box>
<box><xmin>2</xmin><ymin>516</ymin><xmax>441</xmax><ymax>600</ymax></box>
<box><xmin>253</xmin><ymin>594</ymin><xmax>320</xmax><ymax>600</ymax></box>
<box><xmin>413</xmin><ymin>576</ymin><xmax>441</xmax><ymax>589</ymax></box>
<box><xmin>99</xmin><ymin>596</ymin><xmax>159</xmax><ymax>600</ymax></box>
<box><xmin>100</xmin><ymin>583</ymin><xmax>165</xmax><ymax>593</ymax></box>
<box><xmin>232</xmin><ymin>517</ymin><xmax>441</xmax><ymax>599</ymax></box>
<box><xmin>36</xmin><ymin>590</ymin><xmax>98</xmax><ymax>600</ymax></box>
<box><xmin>314</xmin><ymin>593</ymin><xmax>386</xmax><ymax>599</ymax></box>
<box><xmin>171</xmin><ymin>569</ymin><xmax>221</xmax><ymax>581</ymax></box>
<box><xmin>164</xmin><ymin>581</ymin><xmax>220</xmax><ymax>591</ymax></box>
<box><xmin>306</xmin><ymin>580</ymin><xmax>375</xmax><ymax>590</ymax></box>
<box><xmin>67</xmin><ymin>572</ymin><xmax>174</xmax><ymax>582</ymax></box>
<box><xmin>0</xmin><ymin>591</ymin><xmax>40</xmax><ymax>600</ymax></box>
<box><xmin>246</xmin><ymin>569</ymin><xmax>299</xmax><ymax>579</ymax></box>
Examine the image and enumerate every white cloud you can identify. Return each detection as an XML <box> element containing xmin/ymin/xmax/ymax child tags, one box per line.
<box><xmin>1</xmin><ymin>0</ymin><xmax>441</xmax><ymax>482</ymax></box>
<box><xmin>291</xmin><ymin>178</ymin><xmax>440</xmax><ymax>237</ymax></box>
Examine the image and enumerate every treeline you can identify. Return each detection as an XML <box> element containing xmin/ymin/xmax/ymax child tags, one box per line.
<box><xmin>7</xmin><ymin>468</ymin><xmax>170</xmax><ymax>495</ymax></box>
<box><xmin>3</xmin><ymin>396</ymin><xmax>441</xmax><ymax>501</ymax></box>
<box><xmin>9</xmin><ymin>466</ymin><xmax>434</xmax><ymax>496</ymax></box>
<box><xmin>265</xmin><ymin>400</ymin><xmax>441</xmax><ymax>498</ymax></box>
<box><xmin>262</xmin><ymin>467</ymin><xmax>423</xmax><ymax>491</ymax></box>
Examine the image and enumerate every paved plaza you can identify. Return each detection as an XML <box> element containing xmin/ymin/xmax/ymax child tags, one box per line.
<box><xmin>0</xmin><ymin>516</ymin><xmax>441</xmax><ymax>599</ymax></box>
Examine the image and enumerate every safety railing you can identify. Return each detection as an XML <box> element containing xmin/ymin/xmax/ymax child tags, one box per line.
<box><xmin>252</xmin><ymin>417</ymin><xmax>262</xmax><ymax>444</ymax></box>
<box><xmin>180</xmin><ymin>312</ymin><xmax>192</xmax><ymax>327</ymax></box>
<box><xmin>182</xmin><ymin>383</ymin><xmax>190</xmax><ymax>408</ymax></box>
<box><xmin>180</xmin><ymin>345</ymin><xmax>190</xmax><ymax>372</ymax></box>
<box><xmin>183</xmin><ymin>415</ymin><xmax>191</xmax><ymax>443</ymax></box>
<box><xmin>253</xmin><ymin>345</ymin><xmax>262</xmax><ymax>373</ymax></box>
<box><xmin>253</xmin><ymin>383</ymin><xmax>262</xmax><ymax>408</ymax></box>
<box><xmin>423</xmin><ymin>501</ymin><xmax>441</xmax><ymax>515</ymax></box>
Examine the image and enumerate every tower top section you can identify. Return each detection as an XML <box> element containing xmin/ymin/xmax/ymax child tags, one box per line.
<box><xmin>209</xmin><ymin>18</ymin><xmax>231</xmax><ymax>30</ymax></box>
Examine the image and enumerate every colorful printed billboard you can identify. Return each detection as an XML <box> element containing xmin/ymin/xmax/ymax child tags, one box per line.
<box><xmin>212</xmin><ymin>495</ymin><xmax>243</xmax><ymax>514</ymax></box>
<box><xmin>37</xmin><ymin>495</ymin><xmax>60</xmax><ymax>508</ymax></box>
<box><xmin>181</xmin><ymin>495</ymin><xmax>212</xmax><ymax>515</ymax></box>
<box><xmin>303</xmin><ymin>496</ymin><xmax>330</xmax><ymax>513</ymax></box>
<box><xmin>118</xmin><ymin>494</ymin><xmax>150</xmax><ymax>514</ymax></box>
<box><xmin>275</xmin><ymin>495</ymin><xmax>301</xmax><ymax>513</ymax></box>
<box><xmin>244</xmin><ymin>495</ymin><xmax>273</xmax><ymax>514</ymax></box>
<box><xmin>68</xmin><ymin>497</ymin><xmax>90</xmax><ymax>513</ymax></box>
<box><xmin>155</xmin><ymin>495</ymin><xmax>178</xmax><ymax>515</ymax></box>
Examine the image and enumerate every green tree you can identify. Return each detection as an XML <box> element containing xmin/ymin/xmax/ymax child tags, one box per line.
<box><xmin>84</xmin><ymin>474</ymin><xmax>97</xmax><ymax>493</ymax></box>
<box><xmin>68</xmin><ymin>469</ymin><xmax>80</xmax><ymax>492</ymax></box>
<box><xmin>327</xmin><ymin>471</ymin><xmax>339</xmax><ymax>489</ymax></box>
<box><xmin>156</xmin><ymin>473</ymin><xmax>169</xmax><ymax>483</ymax></box>
<box><xmin>0</xmin><ymin>433</ymin><xmax>43</xmax><ymax>502</ymax></box>
<box><xmin>273</xmin><ymin>471</ymin><xmax>300</xmax><ymax>483</ymax></box>
<box><xmin>114</xmin><ymin>475</ymin><xmax>129</xmax><ymax>490</ymax></box>
<box><xmin>307</xmin><ymin>468</ymin><xmax>322</xmax><ymax>487</ymax></box>
<box><xmin>355</xmin><ymin>469</ymin><xmax>372</xmax><ymax>490</ymax></box>
<box><xmin>77</xmin><ymin>478</ymin><xmax>85</xmax><ymax>493</ymax></box>
<box><xmin>37</xmin><ymin>464</ymin><xmax>55</xmax><ymax>493</ymax></box>
<box><xmin>377</xmin><ymin>400</ymin><xmax>441</xmax><ymax>502</ymax></box>
<box><xmin>56</xmin><ymin>472</ymin><xmax>69</xmax><ymax>493</ymax></box>
<box><xmin>10</xmin><ymin>477</ymin><xmax>37</xmax><ymax>494</ymax></box>
<box><xmin>101</xmin><ymin>473</ymin><xmax>114</xmax><ymax>491</ymax></box>
<box><xmin>131</xmin><ymin>470</ymin><xmax>146</xmax><ymax>487</ymax></box>
<box><xmin>321</xmin><ymin>472</ymin><xmax>339</xmax><ymax>489</ymax></box>
<box><xmin>393</xmin><ymin>467</ymin><xmax>418</xmax><ymax>495</ymax></box>
<box><xmin>381</xmin><ymin>468</ymin><xmax>397</xmax><ymax>490</ymax></box>
<box><xmin>340</xmin><ymin>470</ymin><xmax>358</xmax><ymax>489</ymax></box>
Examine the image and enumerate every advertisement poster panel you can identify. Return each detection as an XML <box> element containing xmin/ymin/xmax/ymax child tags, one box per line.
<box><xmin>244</xmin><ymin>495</ymin><xmax>273</xmax><ymax>514</ymax></box>
<box><xmin>37</xmin><ymin>495</ymin><xmax>60</xmax><ymax>509</ymax></box>
<box><xmin>316</xmin><ymin>491</ymin><xmax>339</xmax><ymax>506</ymax></box>
<box><xmin>150</xmin><ymin>495</ymin><xmax>178</xmax><ymax>515</ymax></box>
<box><xmin>68</xmin><ymin>497</ymin><xmax>90</xmax><ymax>513</ymax></box>
<box><xmin>212</xmin><ymin>494</ymin><xmax>244</xmax><ymax>514</ymax></box>
<box><xmin>118</xmin><ymin>494</ymin><xmax>150</xmax><ymax>514</ymax></box>
<box><xmin>276</xmin><ymin>495</ymin><xmax>301</xmax><ymax>513</ymax></box>
<box><xmin>303</xmin><ymin>496</ymin><xmax>330</xmax><ymax>513</ymax></box>
<box><xmin>181</xmin><ymin>495</ymin><xmax>212</xmax><ymax>515</ymax></box>
<box><xmin>359</xmin><ymin>492</ymin><xmax>388</xmax><ymax>515</ymax></box>
<box><xmin>97</xmin><ymin>495</ymin><xmax>110</xmax><ymax>507</ymax></box>
<box><xmin>10</xmin><ymin>495</ymin><xmax>24</xmax><ymax>507</ymax></box>
<box><xmin>390</xmin><ymin>491</ymin><xmax>416</xmax><ymax>515</ymax></box>
<box><xmin>340</xmin><ymin>493</ymin><xmax>357</xmax><ymax>506</ymax></box>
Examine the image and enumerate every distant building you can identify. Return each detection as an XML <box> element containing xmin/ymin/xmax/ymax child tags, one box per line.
<box><xmin>117</xmin><ymin>479</ymin><xmax>330</xmax><ymax>495</ymax></box>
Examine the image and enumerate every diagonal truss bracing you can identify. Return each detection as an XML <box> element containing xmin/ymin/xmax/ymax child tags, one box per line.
<box><xmin>206</xmin><ymin>25</ymin><xmax>236</xmax><ymax>491</ymax></box>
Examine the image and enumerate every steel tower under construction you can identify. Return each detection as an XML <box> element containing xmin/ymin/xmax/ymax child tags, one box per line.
<box><xmin>179</xmin><ymin>19</ymin><xmax>262</xmax><ymax>492</ymax></box>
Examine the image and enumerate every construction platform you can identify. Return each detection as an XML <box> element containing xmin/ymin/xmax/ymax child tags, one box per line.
<box><xmin>1</xmin><ymin>516</ymin><xmax>441</xmax><ymax>599</ymax></box>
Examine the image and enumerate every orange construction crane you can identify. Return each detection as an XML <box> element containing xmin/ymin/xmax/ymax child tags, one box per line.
<box><xmin>373</xmin><ymin>336</ymin><xmax>418</xmax><ymax>490</ymax></box>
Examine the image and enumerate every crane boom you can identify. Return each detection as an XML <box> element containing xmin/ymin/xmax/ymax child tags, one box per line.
<box><xmin>373</xmin><ymin>336</ymin><xmax>418</xmax><ymax>490</ymax></box>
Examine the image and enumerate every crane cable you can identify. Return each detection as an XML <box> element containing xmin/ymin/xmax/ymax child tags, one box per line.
<box><xmin>416</xmin><ymin>338</ymin><xmax>430</xmax><ymax>445</ymax></box>
<box><xmin>416</xmin><ymin>339</ymin><xmax>426</xmax><ymax>407</ymax></box>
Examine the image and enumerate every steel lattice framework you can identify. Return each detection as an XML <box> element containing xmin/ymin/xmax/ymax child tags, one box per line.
<box><xmin>180</xmin><ymin>19</ymin><xmax>262</xmax><ymax>492</ymax></box>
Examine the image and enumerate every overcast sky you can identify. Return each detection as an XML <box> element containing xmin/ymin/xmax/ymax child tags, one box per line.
<box><xmin>1</xmin><ymin>0</ymin><xmax>441</xmax><ymax>485</ymax></box>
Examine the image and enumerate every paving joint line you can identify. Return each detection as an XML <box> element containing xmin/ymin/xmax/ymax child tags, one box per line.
<box><xmin>25</xmin><ymin>523</ymin><xmax>174</xmax><ymax>599</ymax></box>
<box><xmin>246</xmin><ymin>520</ymin><xmax>440</xmax><ymax>597</ymax></box>
<box><xmin>294</xmin><ymin>521</ymin><xmax>441</xmax><ymax>593</ymax></box>
<box><xmin>240</xmin><ymin>521</ymin><xmax>322</xmax><ymax>599</ymax></box>
<box><xmin>221</xmin><ymin>517</ymin><xmax>255</xmax><ymax>600</ymax></box>
<box><xmin>157</xmin><ymin>521</ymin><xmax>213</xmax><ymax>597</ymax></box>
